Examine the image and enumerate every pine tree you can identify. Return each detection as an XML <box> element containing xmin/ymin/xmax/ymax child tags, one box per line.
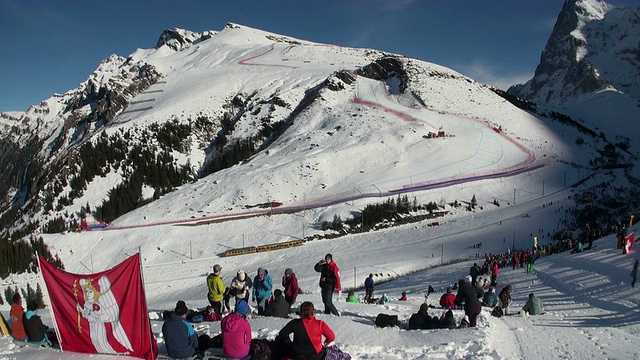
<box><xmin>35</xmin><ymin>283</ymin><xmax>45</xmax><ymax>309</ymax></box>
<box><xmin>26</xmin><ymin>282</ymin><xmax>35</xmax><ymax>303</ymax></box>
<box><xmin>5</xmin><ymin>287</ymin><xmax>13</xmax><ymax>304</ymax></box>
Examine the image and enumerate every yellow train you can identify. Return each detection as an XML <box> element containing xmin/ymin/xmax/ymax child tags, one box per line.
<box><xmin>223</xmin><ymin>239</ymin><xmax>304</xmax><ymax>257</ymax></box>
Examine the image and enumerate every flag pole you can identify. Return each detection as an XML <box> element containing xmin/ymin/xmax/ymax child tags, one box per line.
<box><xmin>138</xmin><ymin>247</ymin><xmax>156</xmax><ymax>360</ymax></box>
<box><xmin>36</xmin><ymin>253</ymin><xmax>65</xmax><ymax>352</ymax></box>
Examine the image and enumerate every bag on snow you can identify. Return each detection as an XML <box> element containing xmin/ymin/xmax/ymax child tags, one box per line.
<box><xmin>375</xmin><ymin>313</ymin><xmax>400</xmax><ymax>328</ymax></box>
<box><xmin>491</xmin><ymin>306</ymin><xmax>504</xmax><ymax>318</ymax></box>
<box><xmin>325</xmin><ymin>345</ymin><xmax>352</xmax><ymax>360</ymax></box>
<box><xmin>249</xmin><ymin>338</ymin><xmax>272</xmax><ymax>360</ymax></box>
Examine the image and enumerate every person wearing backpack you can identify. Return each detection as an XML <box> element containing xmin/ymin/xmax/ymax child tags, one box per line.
<box><xmin>277</xmin><ymin>301</ymin><xmax>335</xmax><ymax>360</ymax></box>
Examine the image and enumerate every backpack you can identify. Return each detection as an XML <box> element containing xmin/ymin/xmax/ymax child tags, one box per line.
<box><xmin>203</xmin><ymin>306</ymin><xmax>220</xmax><ymax>322</ymax></box>
<box><xmin>375</xmin><ymin>313</ymin><xmax>400</xmax><ymax>328</ymax></box>
<box><xmin>325</xmin><ymin>345</ymin><xmax>352</xmax><ymax>360</ymax></box>
<box><xmin>491</xmin><ymin>306</ymin><xmax>504</xmax><ymax>318</ymax></box>
<box><xmin>250</xmin><ymin>338</ymin><xmax>272</xmax><ymax>360</ymax></box>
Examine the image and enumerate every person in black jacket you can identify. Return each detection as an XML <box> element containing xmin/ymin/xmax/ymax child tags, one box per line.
<box><xmin>408</xmin><ymin>303</ymin><xmax>434</xmax><ymax>330</ymax></box>
<box><xmin>23</xmin><ymin>300</ymin><xmax>55</xmax><ymax>346</ymax></box>
<box><xmin>264</xmin><ymin>289</ymin><xmax>291</xmax><ymax>318</ymax></box>
<box><xmin>455</xmin><ymin>279</ymin><xmax>482</xmax><ymax>327</ymax></box>
<box><xmin>314</xmin><ymin>254</ymin><xmax>341</xmax><ymax>316</ymax></box>
<box><xmin>437</xmin><ymin>309</ymin><xmax>457</xmax><ymax>329</ymax></box>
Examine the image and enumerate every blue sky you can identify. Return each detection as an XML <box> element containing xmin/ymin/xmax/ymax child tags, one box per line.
<box><xmin>0</xmin><ymin>0</ymin><xmax>638</xmax><ymax>113</ymax></box>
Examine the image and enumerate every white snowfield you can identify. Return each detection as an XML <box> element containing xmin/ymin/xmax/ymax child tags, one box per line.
<box><xmin>1</xmin><ymin>230</ymin><xmax>639</xmax><ymax>360</ymax></box>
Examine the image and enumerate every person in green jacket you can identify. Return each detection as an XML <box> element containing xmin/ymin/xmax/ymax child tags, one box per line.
<box><xmin>345</xmin><ymin>290</ymin><xmax>359</xmax><ymax>303</ymax></box>
<box><xmin>207</xmin><ymin>264</ymin><xmax>227</xmax><ymax>319</ymax></box>
<box><xmin>522</xmin><ymin>293</ymin><xmax>544</xmax><ymax>315</ymax></box>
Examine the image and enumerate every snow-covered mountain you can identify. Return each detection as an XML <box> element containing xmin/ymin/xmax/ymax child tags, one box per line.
<box><xmin>0</xmin><ymin>17</ymin><xmax>636</xmax><ymax>274</ymax></box>
<box><xmin>508</xmin><ymin>0</ymin><xmax>640</xmax><ymax>144</ymax></box>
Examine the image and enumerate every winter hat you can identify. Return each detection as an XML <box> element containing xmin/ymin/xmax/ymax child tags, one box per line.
<box><xmin>237</xmin><ymin>270</ymin><xmax>246</xmax><ymax>281</ymax></box>
<box><xmin>258</xmin><ymin>267</ymin><xmax>266</xmax><ymax>275</ymax></box>
<box><xmin>213</xmin><ymin>264</ymin><xmax>222</xmax><ymax>273</ymax></box>
<box><xmin>235</xmin><ymin>300</ymin><xmax>249</xmax><ymax>316</ymax></box>
<box><xmin>446</xmin><ymin>287</ymin><xmax>452</xmax><ymax>294</ymax></box>
<box><xmin>285</xmin><ymin>268</ymin><xmax>293</xmax><ymax>276</ymax></box>
<box><xmin>175</xmin><ymin>300</ymin><xmax>188</xmax><ymax>316</ymax></box>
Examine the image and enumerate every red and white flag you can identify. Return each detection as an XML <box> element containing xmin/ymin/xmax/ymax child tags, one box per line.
<box><xmin>39</xmin><ymin>253</ymin><xmax>157</xmax><ymax>360</ymax></box>
<box><xmin>624</xmin><ymin>232</ymin><xmax>635</xmax><ymax>254</ymax></box>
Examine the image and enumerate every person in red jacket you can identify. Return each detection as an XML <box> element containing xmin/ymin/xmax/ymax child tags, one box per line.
<box><xmin>9</xmin><ymin>294</ymin><xmax>28</xmax><ymax>341</ymax></box>
<box><xmin>282</xmin><ymin>268</ymin><xmax>300</xmax><ymax>306</ymax></box>
<box><xmin>491</xmin><ymin>263</ymin><xmax>499</xmax><ymax>286</ymax></box>
<box><xmin>277</xmin><ymin>301</ymin><xmax>335</xmax><ymax>360</ymax></box>
<box><xmin>439</xmin><ymin>287</ymin><xmax>456</xmax><ymax>309</ymax></box>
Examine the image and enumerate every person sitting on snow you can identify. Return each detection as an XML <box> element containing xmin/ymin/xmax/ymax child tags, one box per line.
<box><xmin>521</xmin><ymin>293</ymin><xmax>544</xmax><ymax>315</ymax></box>
<box><xmin>399</xmin><ymin>291</ymin><xmax>407</xmax><ymax>301</ymax></box>
<box><xmin>439</xmin><ymin>287</ymin><xmax>456</xmax><ymax>309</ymax></box>
<box><xmin>482</xmin><ymin>287</ymin><xmax>498</xmax><ymax>307</ymax></box>
<box><xmin>263</xmin><ymin>289</ymin><xmax>291</xmax><ymax>318</ymax></box>
<box><xmin>345</xmin><ymin>290</ymin><xmax>360</xmax><ymax>303</ymax></box>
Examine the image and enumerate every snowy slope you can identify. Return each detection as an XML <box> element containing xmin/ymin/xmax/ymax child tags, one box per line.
<box><xmin>1</xmin><ymin>204</ymin><xmax>639</xmax><ymax>359</ymax></box>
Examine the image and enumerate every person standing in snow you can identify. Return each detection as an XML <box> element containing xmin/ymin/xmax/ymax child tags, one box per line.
<box><xmin>282</xmin><ymin>268</ymin><xmax>299</xmax><ymax>306</ymax></box>
<box><xmin>526</xmin><ymin>252</ymin><xmax>535</xmax><ymax>274</ymax></box>
<box><xmin>252</xmin><ymin>267</ymin><xmax>273</xmax><ymax>315</ymax></box>
<box><xmin>632</xmin><ymin>260</ymin><xmax>639</xmax><ymax>287</ymax></box>
<box><xmin>498</xmin><ymin>285</ymin><xmax>512</xmax><ymax>315</ymax></box>
<box><xmin>314</xmin><ymin>253</ymin><xmax>341</xmax><ymax>316</ymax></box>
<box><xmin>207</xmin><ymin>264</ymin><xmax>227</xmax><ymax>319</ymax></box>
<box><xmin>364</xmin><ymin>273</ymin><xmax>375</xmax><ymax>303</ymax></box>
<box><xmin>469</xmin><ymin>263</ymin><xmax>481</xmax><ymax>286</ymax></box>
<box><xmin>491</xmin><ymin>263</ymin><xmax>499</xmax><ymax>286</ymax></box>
<box><xmin>454</xmin><ymin>279</ymin><xmax>482</xmax><ymax>327</ymax></box>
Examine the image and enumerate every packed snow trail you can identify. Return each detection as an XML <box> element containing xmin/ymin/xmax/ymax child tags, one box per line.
<box><xmin>487</xmin><ymin>242</ymin><xmax>640</xmax><ymax>359</ymax></box>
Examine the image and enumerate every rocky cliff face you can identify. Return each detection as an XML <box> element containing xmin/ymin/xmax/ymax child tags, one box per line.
<box><xmin>156</xmin><ymin>28</ymin><xmax>216</xmax><ymax>51</ymax></box>
<box><xmin>508</xmin><ymin>0</ymin><xmax>640</xmax><ymax>141</ymax></box>
<box><xmin>0</xmin><ymin>50</ymin><xmax>162</xmax><ymax>210</ymax></box>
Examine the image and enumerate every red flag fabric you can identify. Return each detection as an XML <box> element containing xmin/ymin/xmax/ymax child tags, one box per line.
<box><xmin>624</xmin><ymin>232</ymin><xmax>635</xmax><ymax>254</ymax></box>
<box><xmin>39</xmin><ymin>254</ymin><xmax>157</xmax><ymax>360</ymax></box>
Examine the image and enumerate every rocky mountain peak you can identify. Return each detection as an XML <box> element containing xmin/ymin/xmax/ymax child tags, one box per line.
<box><xmin>507</xmin><ymin>0</ymin><xmax>640</xmax><ymax>140</ymax></box>
<box><xmin>156</xmin><ymin>28</ymin><xmax>215</xmax><ymax>51</ymax></box>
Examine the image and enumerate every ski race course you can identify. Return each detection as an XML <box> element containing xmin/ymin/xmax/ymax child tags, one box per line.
<box><xmin>101</xmin><ymin>43</ymin><xmax>542</xmax><ymax>231</ymax></box>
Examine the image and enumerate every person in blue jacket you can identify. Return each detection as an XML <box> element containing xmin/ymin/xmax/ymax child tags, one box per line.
<box><xmin>252</xmin><ymin>267</ymin><xmax>273</xmax><ymax>315</ymax></box>
<box><xmin>162</xmin><ymin>300</ymin><xmax>200</xmax><ymax>359</ymax></box>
